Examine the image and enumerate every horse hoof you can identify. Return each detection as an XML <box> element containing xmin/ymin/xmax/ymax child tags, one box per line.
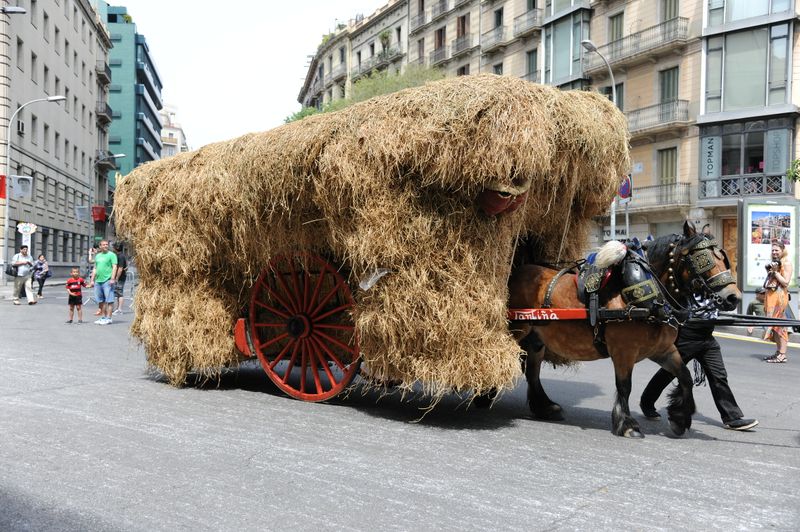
<box><xmin>533</xmin><ymin>403</ymin><xmax>564</xmax><ymax>421</ymax></box>
<box><xmin>623</xmin><ymin>428</ymin><xmax>645</xmax><ymax>439</ymax></box>
<box><xmin>669</xmin><ymin>419</ymin><xmax>686</xmax><ymax>436</ymax></box>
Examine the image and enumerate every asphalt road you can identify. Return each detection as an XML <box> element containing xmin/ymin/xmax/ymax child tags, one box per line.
<box><xmin>1</xmin><ymin>291</ymin><xmax>798</xmax><ymax>531</ymax></box>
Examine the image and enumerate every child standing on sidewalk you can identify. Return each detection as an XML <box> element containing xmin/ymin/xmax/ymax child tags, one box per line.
<box><xmin>65</xmin><ymin>267</ymin><xmax>90</xmax><ymax>323</ymax></box>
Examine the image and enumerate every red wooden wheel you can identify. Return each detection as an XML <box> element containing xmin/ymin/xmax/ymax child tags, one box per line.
<box><xmin>249</xmin><ymin>252</ymin><xmax>360</xmax><ymax>402</ymax></box>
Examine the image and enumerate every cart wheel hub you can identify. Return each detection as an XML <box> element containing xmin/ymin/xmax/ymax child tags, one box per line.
<box><xmin>287</xmin><ymin>314</ymin><xmax>311</xmax><ymax>338</ymax></box>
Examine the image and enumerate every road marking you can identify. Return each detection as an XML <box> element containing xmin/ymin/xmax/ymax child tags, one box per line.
<box><xmin>714</xmin><ymin>331</ymin><xmax>800</xmax><ymax>348</ymax></box>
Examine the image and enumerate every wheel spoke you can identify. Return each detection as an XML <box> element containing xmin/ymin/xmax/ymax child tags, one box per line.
<box><xmin>311</xmin><ymin>279</ymin><xmax>346</xmax><ymax>318</ymax></box>
<box><xmin>271</xmin><ymin>268</ymin><xmax>300</xmax><ymax>314</ymax></box>
<box><xmin>306</xmin><ymin>341</ymin><xmax>324</xmax><ymax>394</ymax></box>
<box><xmin>313</xmin><ymin>303</ymin><xmax>352</xmax><ymax>323</ymax></box>
<box><xmin>265</xmin><ymin>283</ymin><xmax>297</xmax><ymax>316</ymax></box>
<box><xmin>302</xmin><ymin>267</ymin><xmax>311</xmax><ymax>314</ymax></box>
<box><xmin>308</xmin><ymin>268</ymin><xmax>327</xmax><ymax>314</ymax></box>
<box><xmin>253</xmin><ymin>299</ymin><xmax>290</xmax><ymax>319</ymax></box>
<box><xmin>313</xmin><ymin>329</ymin><xmax>359</xmax><ymax>356</ymax></box>
<box><xmin>299</xmin><ymin>341</ymin><xmax>308</xmax><ymax>393</ymax></box>
<box><xmin>282</xmin><ymin>340</ymin><xmax>301</xmax><ymax>383</ymax></box>
<box><xmin>314</xmin><ymin>323</ymin><xmax>355</xmax><ymax>332</ymax></box>
<box><xmin>289</xmin><ymin>258</ymin><xmax>304</xmax><ymax>315</ymax></box>
<box><xmin>310</xmin><ymin>332</ymin><xmax>347</xmax><ymax>371</ymax></box>
<box><xmin>268</xmin><ymin>340</ymin><xmax>293</xmax><ymax>370</ymax></box>
<box><xmin>309</xmin><ymin>337</ymin><xmax>337</xmax><ymax>385</ymax></box>
<box><xmin>258</xmin><ymin>332</ymin><xmax>289</xmax><ymax>351</ymax></box>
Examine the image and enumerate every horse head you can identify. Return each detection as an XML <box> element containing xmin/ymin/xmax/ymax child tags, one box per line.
<box><xmin>650</xmin><ymin>220</ymin><xmax>741</xmax><ymax>311</ymax></box>
<box><xmin>477</xmin><ymin>176</ymin><xmax>531</xmax><ymax>217</ymax></box>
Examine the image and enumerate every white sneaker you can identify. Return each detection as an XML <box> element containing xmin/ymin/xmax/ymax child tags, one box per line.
<box><xmin>112</xmin><ymin>309</ymin><xmax>122</xmax><ymax>315</ymax></box>
<box><xmin>99</xmin><ymin>318</ymin><xmax>112</xmax><ymax>325</ymax></box>
<box><xmin>94</xmin><ymin>317</ymin><xmax>106</xmax><ymax>324</ymax></box>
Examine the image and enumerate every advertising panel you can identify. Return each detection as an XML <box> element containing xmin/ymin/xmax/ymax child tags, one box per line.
<box><xmin>745</xmin><ymin>202</ymin><xmax>797</xmax><ymax>289</ymax></box>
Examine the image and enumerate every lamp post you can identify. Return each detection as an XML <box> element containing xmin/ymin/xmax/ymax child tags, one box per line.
<box><xmin>1</xmin><ymin>95</ymin><xmax>66</xmax><ymax>285</ymax></box>
<box><xmin>1</xmin><ymin>7</ymin><xmax>27</xmax><ymax>14</ymax></box>
<box><xmin>581</xmin><ymin>39</ymin><xmax>619</xmax><ymax>242</ymax></box>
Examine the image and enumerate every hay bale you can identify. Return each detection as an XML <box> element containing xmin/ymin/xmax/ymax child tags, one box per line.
<box><xmin>116</xmin><ymin>74</ymin><xmax>629</xmax><ymax>396</ymax></box>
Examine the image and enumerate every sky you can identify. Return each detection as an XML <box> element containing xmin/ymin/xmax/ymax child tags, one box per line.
<box><xmin>116</xmin><ymin>0</ymin><xmax>387</xmax><ymax>149</ymax></box>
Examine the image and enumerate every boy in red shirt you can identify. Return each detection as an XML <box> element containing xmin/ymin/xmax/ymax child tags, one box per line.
<box><xmin>65</xmin><ymin>267</ymin><xmax>90</xmax><ymax>323</ymax></box>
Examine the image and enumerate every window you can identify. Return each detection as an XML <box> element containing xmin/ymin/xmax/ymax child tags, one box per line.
<box><xmin>699</xmin><ymin>119</ymin><xmax>792</xmax><ymax>197</ymax></box>
<box><xmin>435</xmin><ymin>27</ymin><xmax>445</xmax><ymax>49</ymax></box>
<box><xmin>526</xmin><ymin>49</ymin><xmax>538</xmax><ymax>75</ymax></box>
<box><xmin>658</xmin><ymin>148</ymin><xmax>678</xmax><ymax>184</ymax></box>
<box><xmin>30</xmin><ymin>0</ymin><xmax>38</xmax><ymax>27</ymax></box>
<box><xmin>64</xmin><ymin>87</ymin><xmax>70</xmax><ymax>112</ymax></box>
<box><xmin>15</xmin><ymin>38</ymin><xmax>24</xmax><ymax>72</ymax></box>
<box><xmin>659</xmin><ymin>67</ymin><xmax>678</xmax><ymax>103</ymax></box>
<box><xmin>73</xmin><ymin>146</ymin><xmax>78</xmax><ymax>169</ymax></box>
<box><xmin>457</xmin><ymin>14</ymin><xmax>469</xmax><ymax>37</ymax></box>
<box><xmin>54</xmin><ymin>132</ymin><xmax>60</xmax><ymax>159</ymax></box>
<box><xmin>609</xmin><ymin>13</ymin><xmax>624</xmax><ymax>42</ymax></box>
<box><xmin>73</xmin><ymin>96</ymin><xmax>78</xmax><ymax>119</ymax></box>
<box><xmin>457</xmin><ymin>64</ymin><xmax>470</xmax><ymax>76</ymax></box>
<box><xmin>494</xmin><ymin>8</ymin><xmax>503</xmax><ymax>28</ymax></box>
<box><xmin>356</xmin><ymin>51</ymin><xmax>361</xmax><ymax>67</ymax></box>
<box><xmin>30</xmin><ymin>53</ymin><xmax>38</xmax><ymax>82</ymax></box>
<box><xmin>30</xmin><ymin>115</ymin><xmax>38</xmax><ymax>145</ymax></box>
<box><xmin>709</xmin><ymin>0</ymin><xmax>791</xmax><ymax>26</ymax></box>
<box><xmin>43</xmin><ymin>65</ymin><xmax>49</xmax><ymax>93</ymax></box>
<box><xmin>545</xmin><ymin>9</ymin><xmax>590</xmax><ymax>84</ymax></box>
<box><xmin>81</xmin><ymin>104</ymin><xmax>86</xmax><ymax>127</ymax></box>
<box><xmin>54</xmin><ymin>27</ymin><xmax>60</xmax><ymax>54</ymax></box>
<box><xmin>601</xmin><ymin>83</ymin><xmax>624</xmax><ymax>110</ymax></box>
<box><xmin>493</xmin><ymin>62</ymin><xmax>503</xmax><ymax>75</ymax></box>
<box><xmin>417</xmin><ymin>38</ymin><xmax>424</xmax><ymax>63</ymax></box>
<box><xmin>43</xmin><ymin>124</ymin><xmax>50</xmax><ymax>152</ymax></box>
<box><xmin>54</xmin><ymin>76</ymin><xmax>60</xmax><ymax>97</ymax></box>
<box><xmin>705</xmin><ymin>24</ymin><xmax>789</xmax><ymax>113</ymax></box>
<box><xmin>65</xmin><ymin>40</ymin><xmax>70</xmax><ymax>66</ymax></box>
<box><xmin>339</xmin><ymin>46</ymin><xmax>345</xmax><ymax>63</ymax></box>
<box><xmin>661</xmin><ymin>0</ymin><xmax>678</xmax><ymax>20</ymax></box>
<box><xmin>73</xmin><ymin>51</ymin><xmax>78</xmax><ymax>75</ymax></box>
<box><xmin>369</xmin><ymin>42</ymin><xmax>375</xmax><ymax>57</ymax></box>
<box><xmin>43</xmin><ymin>12</ymin><xmax>49</xmax><ymax>40</ymax></box>
<box><xmin>396</xmin><ymin>26</ymin><xmax>402</xmax><ymax>44</ymax></box>
<box><xmin>65</xmin><ymin>140</ymin><xmax>70</xmax><ymax>167</ymax></box>
<box><xmin>81</xmin><ymin>61</ymin><xmax>86</xmax><ymax>84</ymax></box>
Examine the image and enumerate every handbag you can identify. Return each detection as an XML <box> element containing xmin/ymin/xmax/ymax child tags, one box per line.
<box><xmin>4</xmin><ymin>264</ymin><xmax>17</xmax><ymax>277</ymax></box>
<box><xmin>45</xmin><ymin>269</ymin><xmax>53</xmax><ymax>279</ymax></box>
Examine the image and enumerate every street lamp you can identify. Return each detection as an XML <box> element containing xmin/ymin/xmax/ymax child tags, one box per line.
<box><xmin>0</xmin><ymin>6</ymin><xmax>27</xmax><ymax>14</ymax></box>
<box><xmin>1</xmin><ymin>95</ymin><xmax>66</xmax><ymax>285</ymax></box>
<box><xmin>581</xmin><ymin>39</ymin><xmax>620</xmax><ymax>242</ymax></box>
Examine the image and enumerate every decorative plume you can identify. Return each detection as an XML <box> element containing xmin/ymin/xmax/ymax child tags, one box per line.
<box><xmin>594</xmin><ymin>240</ymin><xmax>628</xmax><ymax>268</ymax></box>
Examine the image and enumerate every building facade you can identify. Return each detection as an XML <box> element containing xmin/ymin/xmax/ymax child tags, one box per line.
<box><xmin>159</xmin><ymin>104</ymin><xmax>189</xmax><ymax>158</ymax></box>
<box><xmin>103</xmin><ymin>4</ymin><xmax>162</xmax><ymax>186</ymax></box>
<box><xmin>1</xmin><ymin>0</ymin><xmax>113</xmax><ymax>277</ymax></box>
<box><xmin>299</xmin><ymin>0</ymin><xmax>800</xmax><ymax>297</ymax></box>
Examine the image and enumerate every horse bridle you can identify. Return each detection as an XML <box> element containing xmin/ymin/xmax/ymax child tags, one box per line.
<box><xmin>664</xmin><ymin>235</ymin><xmax>736</xmax><ymax>306</ymax></box>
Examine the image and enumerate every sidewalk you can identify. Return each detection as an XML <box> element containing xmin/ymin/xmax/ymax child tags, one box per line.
<box><xmin>0</xmin><ymin>276</ymin><xmax>69</xmax><ymax>300</ymax></box>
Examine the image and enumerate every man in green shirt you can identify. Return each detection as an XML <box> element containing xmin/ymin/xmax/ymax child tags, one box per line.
<box><xmin>90</xmin><ymin>240</ymin><xmax>118</xmax><ymax>325</ymax></box>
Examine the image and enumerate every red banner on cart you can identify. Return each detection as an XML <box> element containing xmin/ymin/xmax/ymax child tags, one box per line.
<box><xmin>507</xmin><ymin>308</ymin><xmax>588</xmax><ymax>321</ymax></box>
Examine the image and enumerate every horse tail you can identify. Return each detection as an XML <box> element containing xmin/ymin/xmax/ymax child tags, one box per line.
<box><xmin>594</xmin><ymin>240</ymin><xmax>627</xmax><ymax>269</ymax></box>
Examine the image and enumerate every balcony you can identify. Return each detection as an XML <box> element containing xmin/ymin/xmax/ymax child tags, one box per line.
<box><xmin>95</xmin><ymin>150</ymin><xmax>118</xmax><ymax>170</ymax></box>
<box><xmin>520</xmin><ymin>70</ymin><xmax>540</xmax><ymax>83</ymax></box>
<box><xmin>619</xmin><ymin>182</ymin><xmax>691</xmax><ymax>211</ymax></box>
<box><xmin>430</xmin><ymin>46</ymin><xmax>449</xmax><ymax>66</ymax></box>
<box><xmin>136</xmin><ymin>60</ymin><xmax>163</xmax><ymax>107</ymax></box>
<box><xmin>455</xmin><ymin>0</ymin><xmax>471</xmax><ymax>6</ymax></box>
<box><xmin>451</xmin><ymin>34</ymin><xmax>475</xmax><ymax>58</ymax></box>
<box><xmin>410</xmin><ymin>12</ymin><xmax>427</xmax><ymax>33</ymax></box>
<box><xmin>331</xmin><ymin>63</ymin><xmax>347</xmax><ymax>81</ymax></box>
<box><xmin>514</xmin><ymin>9</ymin><xmax>543</xmax><ymax>38</ymax></box>
<box><xmin>95</xmin><ymin>60</ymin><xmax>111</xmax><ymax>85</ymax></box>
<box><xmin>584</xmin><ymin>17</ymin><xmax>689</xmax><ymax>75</ymax></box>
<box><xmin>626</xmin><ymin>100</ymin><xmax>690</xmax><ymax>137</ymax></box>
<box><xmin>481</xmin><ymin>26</ymin><xmax>509</xmax><ymax>53</ymax></box>
<box><xmin>700</xmin><ymin>175</ymin><xmax>791</xmax><ymax>199</ymax></box>
<box><xmin>375</xmin><ymin>47</ymin><xmax>404</xmax><ymax>67</ymax></box>
<box><xmin>431</xmin><ymin>0</ymin><xmax>450</xmax><ymax>21</ymax></box>
<box><xmin>95</xmin><ymin>101</ymin><xmax>112</xmax><ymax>124</ymax></box>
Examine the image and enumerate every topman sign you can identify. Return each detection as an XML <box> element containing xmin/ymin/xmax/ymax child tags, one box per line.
<box><xmin>703</xmin><ymin>136</ymin><xmax>721</xmax><ymax>180</ymax></box>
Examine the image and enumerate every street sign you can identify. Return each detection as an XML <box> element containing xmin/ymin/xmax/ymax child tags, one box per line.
<box><xmin>11</xmin><ymin>175</ymin><xmax>33</xmax><ymax>200</ymax></box>
<box><xmin>618</xmin><ymin>174</ymin><xmax>632</xmax><ymax>205</ymax></box>
<box><xmin>17</xmin><ymin>222</ymin><xmax>37</xmax><ymax>248</ymax></box>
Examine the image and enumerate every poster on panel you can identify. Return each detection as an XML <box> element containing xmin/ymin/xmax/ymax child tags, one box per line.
<box><xmin>744</xmin><ymin>201</ymin><xmax>797</xmax><ymax>289</ymax></box>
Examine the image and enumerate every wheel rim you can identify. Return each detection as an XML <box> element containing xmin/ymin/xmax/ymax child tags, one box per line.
<box><xmin>249</xmin><ymin>252</ymin><xmax>360</xmax><ymax>401</ymax></box>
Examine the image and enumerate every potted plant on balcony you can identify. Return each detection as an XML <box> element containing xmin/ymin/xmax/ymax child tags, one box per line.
<box><xmin>379</xmin><ymin>29</ymin><xmax>391</xmax><ymax>53</ymax></box>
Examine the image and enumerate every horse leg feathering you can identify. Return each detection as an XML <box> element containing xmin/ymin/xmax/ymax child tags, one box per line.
<box><xmin>653</xmin><ymin>348</ymin><xmax>696</xmax><ymax>436</ymax></box>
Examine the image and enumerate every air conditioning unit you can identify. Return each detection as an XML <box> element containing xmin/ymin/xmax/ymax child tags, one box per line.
<box><xmin>16</xmin><ymin>120</ymin><xmax>25</xmax><ymax>136</ymax></box>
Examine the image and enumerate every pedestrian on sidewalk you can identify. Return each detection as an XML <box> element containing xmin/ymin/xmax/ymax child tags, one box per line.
<box><xmin>65</xmin><ymin>266</ymin><xmax>89</xmax><ymax>324</ymax></box>
<box><xmin>763</xmin><ymin>240</ymin><xmax>792</xmax><ymax>363</ymax></box>
<box><xmin>746</xmin><ymin>287</ymin><xmax>766</xmax><ymax>336</ymax></box>
<box><xmin>112</xmin><ymin>242</ymin><xmax>128</xmax><ymax>315</ymax></box>
<box><xmin>11</xmin><ymin>245</ymin><xmax>36</xmax><ymax>305</ymax></box>
<box><xmin>32</xmin><ymin>254</ymin><xmax>51</xmax><ymax>300</ymax></box>
<box><xmin>89</xmin><ymin>240</ymin><xmax>118</xmax><ymax>325</ymax></box>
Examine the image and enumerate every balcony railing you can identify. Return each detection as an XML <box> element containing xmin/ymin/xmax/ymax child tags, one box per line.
<box><xmin>620</xmin><ymin>182</ymin><xmax>691</xmax><ymax>210</ymax></box>
<box><xmin>514</xmin><ymin>9</ymin><xmax>543</xmax><ymax>37</ymax></box>
<box><xmin>700</xmin><ymin>175</ymin><xmax>791</xmax><ymax>199</ymax></box>
<box><xmin>481</xmin><ymin>26</ymin><xmax>508</xmax><ymax>52</ymax></box>
<box><xmin>584</xmin><ymin>17</ymin><xmax>689</xmax><ymax>73</ymax></box>
<box><xmin>410</xmin><ymin>12</ymin><xmax>427</xmax><ymax>32</ymax></box>
<box><xmin>95</xmin><ymin>60</ymin><xmax>111</xmax><ymax>85</ymax></box>
<box><xmin>451</xmin><ymin>34</ymin><xmax>475</xmax><ymax>56</ymax></box>
<box><xmin>430</xmin><ymin>46</ymin><xmax>449</xmax><ymax>65</ymax></box>
<box><xmin>324</xmin><ymin>72</ymin><xmax>333</xmax><ymax>87</ymax></box>
<box><xmin>375</xmin><ymin>47</ymin><xmax>403</xmax><ymax>66</ymax></box>
<box><xmin>626</xmin><ymin>100</ymin><xmax>690</xmax><ymax>135</ymax></box>
<box><xmin>520</xmin><ymin>70</ymin><xmax>540</xmax><ymax>83</ymax></box>
<box><xmin>331</xmin><ymin>63</ymin><xmax>347</xmax><ymax>81</ymax></box>
<box><xmin>95</xmin><ymin>101</ymin><xmax>112</xmax><ymax>123</ymax></box>
<box><xmin>431</xmin><ymin>0</ymin><xmax>449</xmax><ymax>20</ymax></box>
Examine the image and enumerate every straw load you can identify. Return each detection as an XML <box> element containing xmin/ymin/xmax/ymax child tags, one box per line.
<box><xmin>115</xmin><ymin>74</ymin><xmax>629</xmax><ymax>398</ymax></box>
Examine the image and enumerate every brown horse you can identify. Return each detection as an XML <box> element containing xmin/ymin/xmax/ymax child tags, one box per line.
<box><xmin>510</xmin><ymin>221</ymin><xmax>740</xmax><ymax>438</ymax></box>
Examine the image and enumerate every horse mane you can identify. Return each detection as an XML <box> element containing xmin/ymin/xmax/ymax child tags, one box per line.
<box><xmin>643</xmin><ymin>233</ymin><xmax>708</xmax><ymax>270</ymax></box>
